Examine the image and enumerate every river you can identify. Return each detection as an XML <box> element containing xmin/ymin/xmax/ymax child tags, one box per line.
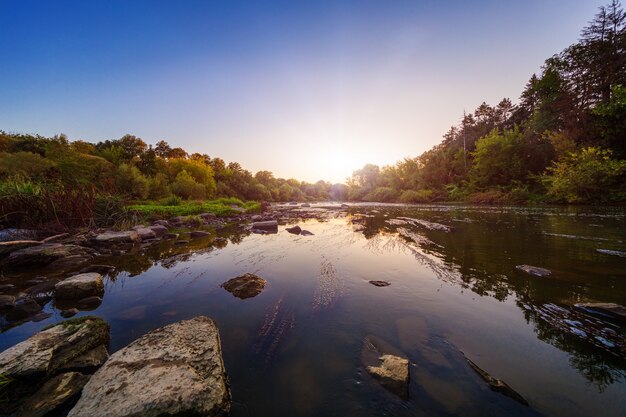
<box><xmin>1</xmin><ymin>203</ymin><xmax>625</xmax><ymax>417</ymax></box>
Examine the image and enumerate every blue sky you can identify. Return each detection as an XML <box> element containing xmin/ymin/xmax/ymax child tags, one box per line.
<box><xmin>0</xmin><ymin>0</ymin><xmax>605</xmax><ymax>182</ymax></box>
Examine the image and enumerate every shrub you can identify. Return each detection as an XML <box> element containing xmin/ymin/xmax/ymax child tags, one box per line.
<box><xmin>543</xmin><ymin>147</ymin><xmax>626</xmax><ymax>203</ymax></box>
<box><xmin>364</xmin><ymin>187</ymin><xmax>399</xmax><ymax>202</ymax></box>
<box><xmin>115</xmin><ymin>163</ymin><xmax>149</xmax><ymax>199</ymax></box>
<box><xmin>399</xmin><ymin>189</ymin><xmax>435</xmax><ymax>203</ymax></box>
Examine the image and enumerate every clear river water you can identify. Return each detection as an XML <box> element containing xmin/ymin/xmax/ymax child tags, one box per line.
<box><xmin>1</xmin><ymin>203</ymin><xmax>625</xmax><ymax>417</ymax></box>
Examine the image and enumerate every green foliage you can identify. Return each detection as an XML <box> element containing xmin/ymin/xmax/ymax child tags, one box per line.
<box><xmin>115</xmin><ymin>163</ymin><xmax>149</xmax><ymax>199</ymax></box>
<box><xmin>470</xmin><ymin>127</ymin><xmax>528</xmax><ymax>188</ymax></box>
<box><xmin>161</xmin><ymin>194</ymin><xmax>182</xmax><ymax>206</ymax></box>
<box><xmin>399</xmin><ymin>189</ymin><xmax>435</xmax><ymax>203</ymax></box>
<box><xmin>128</xmin><ymin>198</ymin><xmax>259</xmax><ymax>218</ymax></box>
<box><xmin>0</xmin><ymin>151</ymin><xmax>56</xmax><ymax>179</ymax></box>
<box><xmin>543</xmin><ymin>147</ymin><xmax>626</xmax><ymax>203</ymax></box>
<box><xmin>364</xmin><ymin>187</ymin><xmax>399</xmax><ymax>202</ymax></box>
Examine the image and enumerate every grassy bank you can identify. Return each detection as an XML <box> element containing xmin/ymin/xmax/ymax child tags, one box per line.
<box><xmin>127</xmin><ymin>197</ymin><xmax>262</xmax><ymax>219</ymax></box>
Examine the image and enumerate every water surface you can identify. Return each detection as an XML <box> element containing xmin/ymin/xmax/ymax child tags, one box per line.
<box><xmin>1</xmin><ymin>204</ymin><xmax>625</xmax><ymax>417</ymax></box>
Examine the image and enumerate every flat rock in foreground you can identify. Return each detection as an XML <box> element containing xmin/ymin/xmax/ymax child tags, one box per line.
<box><xmin>68</xmin><ymin>316</ymin><xmax>231</xmax><ymax>417</ymax></box>
<box><xmin>95</xmin><ymin>230</ymin><xmax>140</xmax><ymax>244</ymax></box>
<box><xmin>0</xmin><ymin>316</ymin><xmax>110</xmax><ymax>381</ymax></box>
<box><xmin>221</xmin><ymin>273</ymin><xmax>267</xmax><ymax>299</ymax></box>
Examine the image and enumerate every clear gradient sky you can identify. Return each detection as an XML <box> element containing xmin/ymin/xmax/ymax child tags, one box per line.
<box><xmin>0</xmin><ymin>0</ymin><xmax>605</xmax><ymax>183</ymax></box>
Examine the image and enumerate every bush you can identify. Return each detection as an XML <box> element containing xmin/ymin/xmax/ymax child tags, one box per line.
<box><xmin>364</xmin><ymin>187</ymin><xmax>399</xmax><ymax>202</ymax></box>
<box><xmin>161</xmin><ymin>194</ymin><xmax>182</xmax><ymax>206</ymax></box>
<box><xmin>543</xmin><ymin>147</ymin><xmax>626</xmax><ymax>203</ymax></box>
<box><xmin>399</xmin><ymin>189</ymin><xmax>435</xmax><ymax>203</ymax></box>
<box><xmin>115</xmin><ymin>163</ymin><xmax>149</xmax><ymax>199</ymax></box>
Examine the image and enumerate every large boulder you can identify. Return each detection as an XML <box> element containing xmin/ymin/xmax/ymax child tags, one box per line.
<box><xmin>1</xmin><ymin>244</ymin><xmax>96</xmax><ymax>269</ymax></box>
<box><xmin>55</xmin><ymin>273</ymin><xmax>104</xmax><ymax>300</ymax></box>
<box><xmin>17</xmin><ymin>372</ymin><xmax>90</xmax><ymax>417</ymax></box>
<box><xmin>0</xmin><ymin>316</ymin><xmax>109</xmax><ymax>381</ymax></box>
<box><xmin>68</xmin><ymin>316</ymin><xmax>231</xmax><ymax>417</ymax></box>
<box><xmin>95</xmin><ymin>231</ymin><xmax>140</xmax><ymax>244</ymax></box>
<box><xmin>221</xmin><ymin>273</ymin><xmax>267</xmax><ymax>299</ymax></box>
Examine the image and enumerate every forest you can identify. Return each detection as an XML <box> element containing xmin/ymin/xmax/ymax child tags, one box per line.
<box><xmin>1</xmin><ymin>1</ymin><xmax>625</xmax><ymax>229</ymax></box>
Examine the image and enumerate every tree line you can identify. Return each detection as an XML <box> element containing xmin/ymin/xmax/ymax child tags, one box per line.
<box><xmin>1</xmin><ymin>1</ymin><xmax>625</xmax><ymax>210</ymax></box>
<box><xmin>347</xmin><ymin>0</ymin><xmax>626</xmax><ymax>204</ymax></box>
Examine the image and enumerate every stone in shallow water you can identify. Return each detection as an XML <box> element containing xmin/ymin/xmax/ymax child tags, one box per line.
<box><xmin>1</xmin><ymin>244</ymin><xmax>96</xmax><ymax>269</ymax></box>
<box><xmin>369</xmin><ymin>280</ymin><xmax>391</xmax><ymax>287</ymax></box>
<box><xmin>221</xmin><ymin>273</ymin><xmax>267</xmax><ymax>299</ymax></box>
<box><xmin>55</xmin><ymin>273</ymin><xmax>104</xmax><ymax>300</ymax></box>
<box><xmin>67</xmin><ymin>316</ymin><xmax>230</xmax><ymax>417</ymax></box>
<box><xmin>464</xmin><ymin>356</ymin><xmax>529</xmax><ymax>406</ymax></box>
<box><xmin>515</xmin><ymin>264</ymin><xmax>551</xmax><ymax>277</ymax></box>
<box><xmin>190</xmin><ymin>230</ymin><xmax>211</xmax><ymax>238</ymax></box>
<box><xmin>5</xmin><ymin>298</ymin><xmax>42</xmax><ymax>322</ymax></box>
<box><xmin>286</xmin><ymin>225</ymin><xmax>301</xmax><ymax>235</ymax></box>
<box><xmin>95</xmin><ymin>230</ymin><xmax>140</xmax><ymax>244</ymax></box>
<box><xmin>0</xmin><ymin>294</ymin><xmax>15</xmax><ymax>312</ymax></box>
<box><xmin>575</xmin><ymin>302</ymin><xmax>626</xmax><ymax>323</ymax></box>
<box><xmin>596</xmin><ymin>249</ymin><xmax>626</xmax><ymax>257</ymax></box>
<box><xmin>367</xmin><ymin>354</ymin><xmax>410</xmax><ymax>399</ymax></box>
<box><xmin>300</xmin><ymin>230</ymin><xmax>314</xmax><ymax>236</ymax></box>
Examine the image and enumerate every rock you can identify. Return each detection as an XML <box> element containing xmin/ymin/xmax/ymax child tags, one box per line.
<box><xmin>369</xmin><ymin>280</ymin><xmax>391</xmax><ymax>287</ymax></box>
<box><xmin>340</xmin><ymin>203</ymin><xmax>350</xmax><ymax>208</ymax></box>
<box><xmin>48</xmin><ymin>255</ymin><xmax>93</xmax><ymax>271</ymax></box>
<box><xmin>574</xmin><ymin>302</ymin><xmax>626</xmax><ymax>323</ymax></box>
<box><xmin>152</xmin><ymin>219</ymin><xmax>170</xmax><ymax>227</ymax></box>
<box><xmin>17</xmin><ymin>372</ymin><xmax>91</xmax><ymax>417</ymax></box>
<box><xmin>300</xmin><ymin>230</ymin><xmax>314</xmax><ymax>236</ymax></box>
<box><xmin>301</xmin><ymin>203</ymin><xmax>311</xmax><ymax>207</ymax></box>
<box><xmin>596</xmin><ymin>249</ymin><xmax>626</xmax><ymax>257</ymax></box>
<box><xmin>76</xmin><ymin>296</ymin><xmax>103</xmax><ymax>310</ymax></box>
<box><xmin>0</xmin><ymin>294</ymin><xmax>16</xmax><ymax>312</ymax></box>
<box><xmin>286</xmin><ymin>225</ymin><xmax>302</xmax><ymax>235</ymax></box>
<box><xmin>67</xmin><ymin>316</ymin><xmax>230</xmax><ymax>417</ymax></box>
<box><xmin>6</xmin><ymin>298</ymin><xmax>42</xmax><ymax>321</ymax></box>
<box><xmin>190</xmin><ymin>230</ymin><xmax>211</xmax><ymax>238</ymax></box>
<box><xmin>61</xmin><ymin>345</ymin><xmax>109</xmax><ymax>374</ymax></box>
<box><xmin>0</xmin><ymin>283</ymin><xmax>16</xmax><ymax>292</ymax></box>
<box><xmin>162</xmin><ymin>233</ymin><xmax>179</xmax><ymax>240</ymax></box>
<box><xmin>25</xmin><ymin>279</ymin><xmax>60</xmax><ymax>304</ymax></box>
<box><xmin>0</xmin><ymin>316</ymin><xmax>109</xmax><ymax>381</ymax></box>
<box><xmin>175</xmin><ymin>240</ymin><xmax>189</xmax><ymax>245</ymax></box>
<box><xmin>95</xmin><ymin>231</ymin><xmax>140</xmax><ymax>244</ymax></box>
<box><xmin>252</xmin><ymin>220</ymin><xmax>278</xmax><ymax>231</ymax></box>
<box><xmin>25</xmin><ymin>277</ymin><xmax>46</xmax><ymax>285</ymax></box>
<box><xmin>366</xmin><ymin>354</ymin><xmax>410</xmax><ymax>399</ymax></box>
<box><xmin>79</xmin><ymin>264</ymin><xmax>115</xmax><ymax>275</ymax></box>
<box><xmin>199</xmin><ymin>212</ymin><xmax>216</xmax><ymax>219</ymax></box>
<box><xmin>61</xmin><ymin>308</ymin><xmax>79</xmax><ymax>318</ymax></box>
<box><xmin>515</xmin><ymin>264</ymin><xmax>551</xmax><ymax>277</ymax></box>
<box><xmin>55</xmin><ymin>273</ymin><xmax>104</xmax><ymax>300</ymax></box>
<box><xmin>1</xmin><ymin>244</ymin><xmax>96</xmax><ymax>269</ymax></box>
<box><xmin>0</xmin><ymin>228</ymin><xmax>39</xmax><ymax>242</ymax></box>
<box><xmin>465</xmin><ymin>357</ymin><xmax>528</xmax><ymax>406</ymax></box>
<box><xmin>221</xmin><ymin>273</ymin><xmax>267</xmax><ymax>299</ymax></box>
<box><xmin>40</xmin><ymin>233</ymin><xmax>70</xmax><ymax>243</ymax></box>
<box><xmin>134</xmin><ymin>227</ymin><xmax>156</xmax><ymax>240</ymax></box>
<box><xmin>148</xmin><ymin>225</ymin><xmax>168</xmax><ymax>237</ymax></box>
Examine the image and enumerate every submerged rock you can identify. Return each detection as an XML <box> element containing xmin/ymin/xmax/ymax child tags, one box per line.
<box><xmin>55</xmin><ymin>273</ymin><xmax>104</xmax><ymax>300</ymax></box>
<box><xmin>596</xmin><ymin>249</ymin><xmax>626</xmax><ymax>257</ymax></box>
<box><xmin>367</xmin><ymin>355</ymin><xmax>410</xmax><ymax>398</ymax></box>
<box><xmin>286</xmin><ymin>225</ymin><xmax>302</xmax><ymax>235</ymax></box>
<box><xmin>61</xmin><ymin>308</ymin><xmax>78</xmax><ymax>318</ymax></box>
<box><xmin>300</xmin><ymin>230</ymin><xmax>314</xmax><ymax>236</ymax></box>
<box><xmin>362</xmin><ymin>335</ymin><xmax>409</xmax><ymax>399</ymax></box>
<box><xmin>221</xmin><ymin>273</ymin><xmax>267</xmax><ymax>299</ymax></box>
<box><xmin>464</xmin><ymin>356</ymin><xmax>528</xmax><ymax>406</ymax></box>
<box><xmin>17</xmin><ymin>371</ymin><xmax>90</xmax><ymax>417</ymax></box>
<box><xmin>574</xmin><ymin>302</ymin><xmax>626</xmax><ymax>323</ymax></box>
<box><xmin>515</xmin><ymin>264</ymin><xmax>551</xmax><ymax>277</ymax></box>
<box><xmin>369</xmin><ymin>280</ymin><xmax>391</xmax><ymax>287</ymax></box>
<box><xmin>68</xmin><ymin>316</ymin><xmax>231</xmax><ymax>417</ymax></box>
<box><xmin>190</xmin><ymin>230</ymin><xmax>211</xmax><ymax>238</ymax></box>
